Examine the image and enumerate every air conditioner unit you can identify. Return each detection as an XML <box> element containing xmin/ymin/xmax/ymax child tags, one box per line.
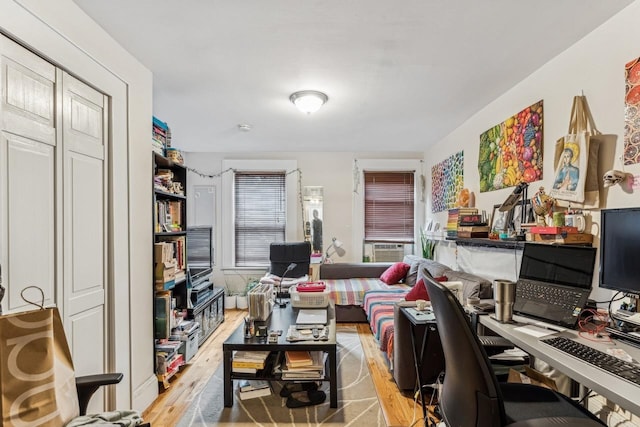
<box><xmin>372</xmin><ymin>243</ymin><xmax>404</xmax><ymax>262</ymax></box>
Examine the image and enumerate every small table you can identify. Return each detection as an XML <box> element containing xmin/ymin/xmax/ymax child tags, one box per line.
<box><xmin>400</xmin><ymin>306</ymin><xmax>437</xmax><ymax>422</ymax></box>
<box><xmin>223</xmin><ymin>303</ymin><xmax>338</xmax><ymax>407</ymax></box>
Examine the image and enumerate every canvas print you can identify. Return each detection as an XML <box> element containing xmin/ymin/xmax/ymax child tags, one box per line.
<box><xmin>431</xmin><ymin>151</ymin><xmax>464</xmax><ymax>213</ymax></box>
<box><xmin>478</xmin><ymin>100</ymin><xmax>543</xmax><ymax>192</ymax></box>
<box><xmin>624</xmin><ymin>57</ymin><xmax>640</xmax><ymax>165</ymax></box>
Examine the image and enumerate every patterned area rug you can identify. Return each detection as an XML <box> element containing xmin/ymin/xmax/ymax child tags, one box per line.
<box><xmin>177</xmin><ymin>325</ymin><xmax>385</xmax><ymax>427</ymax></box>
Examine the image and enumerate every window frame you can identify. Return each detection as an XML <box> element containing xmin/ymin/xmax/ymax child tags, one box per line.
<box><xmin>353</xmin><ymin>159</ymin><xmax>424</xmax><ymax>262</ymax></box>
<box><xmin>222</xmin><ymin>159</ymin><xmax>298</xmax><ymax>268</ymax></box>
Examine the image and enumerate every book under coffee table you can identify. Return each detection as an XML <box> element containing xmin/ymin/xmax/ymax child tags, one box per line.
<box><xmin>223</xmin><ymin>303</ymin><xmax>337</xmax><ymax>408</ymax></box>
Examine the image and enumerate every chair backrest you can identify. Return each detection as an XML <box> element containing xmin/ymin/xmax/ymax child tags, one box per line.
<box><xmin>269</xmin><ymin>241</ymin><xmax>311</xmax><ymax>278</ymax></box>
<box><xmin>425</xmin><ymin>277</ymin><xmax>506</xmax><ymax>427</ymax></box>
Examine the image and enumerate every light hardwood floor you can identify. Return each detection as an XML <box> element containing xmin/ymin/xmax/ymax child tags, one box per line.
<box><xmin>142</xmin><ymin>309</ymin><xmax>436</xmax><ymax>427</ymax></box>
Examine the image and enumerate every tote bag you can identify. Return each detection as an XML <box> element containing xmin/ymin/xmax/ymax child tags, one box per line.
<box><xmin>550</xmin><ymin>96</ymin><xmax>601</xmax><ymax>208</ymax></box>
<box><xmin>0</xmin><ymin>306</ymin><xmax>79</xmax><ymax>426</ymax></box>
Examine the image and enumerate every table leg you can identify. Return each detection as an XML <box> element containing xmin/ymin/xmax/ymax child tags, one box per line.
<box><xmin>223</xmin><ymin>349</ymin><xmax>233</xmax><ymax>407</ymax></box>
<box><xmin>328</xmin><ymin>347</ymin><xmax>337</xmax><ymax>408</ymax></box>
<box><xmin>409</xmin><ymin>323</ymin><xmax>429</xmax><ymax>421</ymax></box>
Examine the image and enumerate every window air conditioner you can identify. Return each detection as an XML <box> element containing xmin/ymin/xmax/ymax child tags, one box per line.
<box><xmin>372</xmin><ymin>243</ymin><xmax>404</xmax><ymax>262</ymax></box>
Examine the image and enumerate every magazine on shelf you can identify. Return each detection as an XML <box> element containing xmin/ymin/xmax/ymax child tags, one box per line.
<box><xmin>238</xmin><ymin>379</ymin><xmax>270</xmax><ymax>393</ymax></box>
<box><xmin>238</xmin><ymin>384</ymin><xmax>272</xmax><ymax>400</ymax></box>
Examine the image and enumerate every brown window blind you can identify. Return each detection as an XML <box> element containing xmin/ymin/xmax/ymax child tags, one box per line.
<box><xmin>234</xmin><ymin>171</ymin><xmax>286</xmax><ymax>266</ymax></box>
<box><xmin>364</xmin><ymin>171</ymin><xmax>415</xmax><ymax>243</ymax></box>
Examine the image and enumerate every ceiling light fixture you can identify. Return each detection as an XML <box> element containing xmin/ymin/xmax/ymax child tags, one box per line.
<box><xmin>289</xmin><ymin>90</ymin><xmax>328</xmax><ymax>114</ymax></box>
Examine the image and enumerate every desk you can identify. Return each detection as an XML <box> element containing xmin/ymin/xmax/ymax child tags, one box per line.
<box><xmin>400</xmin><ymin>306</ymin><xmax>437</xmax><ymax>422</ymax></box>
<box><xmin>479</xmin><ymin>315</ymin><xmax>640</xmax><ymax>416</ymax></box>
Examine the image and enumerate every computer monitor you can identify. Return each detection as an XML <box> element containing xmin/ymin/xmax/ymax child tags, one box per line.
<box><xmin>599</xmin><ymin>207</ymin><xmax>640</xmax><ymax>296</ymax></box>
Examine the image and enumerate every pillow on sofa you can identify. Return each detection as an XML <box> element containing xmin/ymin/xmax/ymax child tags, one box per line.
<box><xmin>443</xmin><ymin>270</ymin><xmax>492</xmax><ymax>300</ymax></box>
<box><xmin>380</xmin><ymin>262</ymin><xmax>410</xmax><ymax>284</ymax></box>
<box><xmin>404</xmin><ymin>261</ymin><xmax>422</xmax><ymax>287</ymax></box>
<box><xmin>420</xmin><ymin>260</ymin><xmax>451</xmax><ymax>279</ymax></box>
<box><xmin>405</xmin><ymin>275</ymin><xmax>448</xmax><ymax>301</ymax></box>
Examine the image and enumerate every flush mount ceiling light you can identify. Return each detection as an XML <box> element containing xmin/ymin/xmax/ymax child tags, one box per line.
<box><xmin>289</xmin><ymin>90</ymin><xmax>328</xmax><ymax>114</ymax></box>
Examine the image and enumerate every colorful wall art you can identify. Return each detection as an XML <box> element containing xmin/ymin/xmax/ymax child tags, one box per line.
<box><xmin>478</xmin><ymin>100</ymin><xmax>543</xmax><ymax>192</ymax></box>
<box><xmin>431</xmin><ymin>151</ymin><xmax>464</xmax><ymax>213</ymax></box>
<box><xmin>624</xmin><ymin>57</ymin><xmax>640</xmax><ymax>165</ymax></box>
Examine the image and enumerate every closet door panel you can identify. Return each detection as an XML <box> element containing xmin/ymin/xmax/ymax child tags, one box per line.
<box><xmin>2</xmin><ymin>133</ymin><xmax>55</xmax><ymax>311</ymax></box>
<box><xmin>62</xmin><ymin>72</ymin><xmax>108</xmax><ymax>408</ymax></box>
<box><xmin>0</xmin><ymin>37</ymin><xmax>56</xmax><ymax>313</ymax></box>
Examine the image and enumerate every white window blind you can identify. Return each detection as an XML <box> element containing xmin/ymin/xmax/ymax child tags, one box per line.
<box><xmin>234</xmin><ymin>171</ymin><xmax>286</xmax><ymax>266</ymax></box>
<box><xmin>364</xmin><ymin>171</ymin><xmax>415</xmax><ymax>243</ymax></box>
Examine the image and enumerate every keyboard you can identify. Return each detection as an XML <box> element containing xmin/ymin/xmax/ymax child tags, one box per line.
<box><xmin>541</xmin><ymin>336</ymin><xmax>640</xmax><ymax>386</ymax></box>
<box><xmin>517</xmin><ymin>281</ymin><xmax>582</xmax><ymax>311</ymax></box>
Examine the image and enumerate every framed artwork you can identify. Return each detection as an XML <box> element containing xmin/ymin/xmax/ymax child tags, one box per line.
<box><xmin>510</xmin><ymin>200</ymin><xmax>534</xmax><ymax>232</ymax></box>
<box><xmin>490</xmin><ymin>204</ymin><xmax>511</xmax><ymax>233</ymax></box>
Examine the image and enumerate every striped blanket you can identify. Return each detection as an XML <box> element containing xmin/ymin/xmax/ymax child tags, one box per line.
<box><xmin>362</xmin><ymin>290</ymin><xmax>410</xmax><ymax>360</ymax></box>
<box><xmin>323</xmin><ymin>278</ymin><xmax>409</xmax><ymax>306</ymax></box>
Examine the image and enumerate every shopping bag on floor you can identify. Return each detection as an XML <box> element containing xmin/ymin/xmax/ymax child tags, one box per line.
<box><xmin>0</xmin><ymin>291</ymin><xmax>79</xmax><ymax>426</ymax></box>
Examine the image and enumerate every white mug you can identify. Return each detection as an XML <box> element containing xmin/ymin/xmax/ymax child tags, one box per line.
<box><xmin>565</xmin><ymin>214</ymin><xmax>586</xmax><ymax>232</ymax></box>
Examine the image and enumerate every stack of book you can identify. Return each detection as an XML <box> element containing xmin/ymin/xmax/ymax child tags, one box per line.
<box><xmin>238</xmin><ymin>379</ymin><xmax>272</xmax><ymax>400</ymax></box>
<box><xmin>152</xmin><ymin>116</ymin><xmax>171</xmax><ymax>155</ymax></box>
<box><xmin>281</xmin><ymin>350</ymin><xmax>326</xmax><ymax>380</ymax></box>
<box><xmin>447</xmin><ymin>208</ymin><xmax>479</xmax><ymax>238</ymax></box>
<box><xmin>525</xmin><ymin>226</ymin><xmax>593</xmax><ymax>245</ymax></box>
<box><xmin>232</xmin><ymin>350</ymin><xmax>271</xmax><ymax>374</ymax></box>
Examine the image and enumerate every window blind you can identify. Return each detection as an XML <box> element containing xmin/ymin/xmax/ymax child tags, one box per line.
<box><xmin>234</xmin><ymin>171</ymin><xmax>286</xmax><ymax>266</ymax></box>
<box><xmin>364</xmin><ymin>171</ymin><xmax>415</xmax><ymax>243</ymax></box>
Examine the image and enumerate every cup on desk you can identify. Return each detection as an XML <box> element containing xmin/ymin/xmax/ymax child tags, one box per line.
<box><xmin>415</xmin><ymin>299</ymin><xmax>428</xmax><ymax>311</ymax></box>
<box><xmin>493</xmin><ymin>280</ymin><xmax>516</xmax><ymax>323</ymax></box>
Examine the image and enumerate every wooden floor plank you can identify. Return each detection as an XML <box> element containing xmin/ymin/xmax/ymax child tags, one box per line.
<box><xmin>142</xmin><ymin>310</ymin><xmax>431</xmax><ymax>426</ymax></box>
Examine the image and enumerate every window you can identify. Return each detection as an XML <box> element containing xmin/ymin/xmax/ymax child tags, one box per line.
<box><xmin>364</xmin><ymin>171</ymin><xmax>415</xmax><ymax>243</ymax></box>
<box><xmin>234</xmin><ymin>171</ymin><xmax>286</xmax><ymax>267</ymax></box>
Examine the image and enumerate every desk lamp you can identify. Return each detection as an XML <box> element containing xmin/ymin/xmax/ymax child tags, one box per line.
<box><xmin>324</xmin><ymin>237</ymin><xmax>344</xmax><ymax>263</ymax></box>
<box><xmin>276</xmin><ymin>262</ymin><xmax>297</xmax><ymax>308</ymax></box>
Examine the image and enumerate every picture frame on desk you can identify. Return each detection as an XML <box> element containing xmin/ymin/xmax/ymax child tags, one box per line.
<box><xmin>490</xmin><ymin>204</ymin><xmax>511</xmax><ymax>233</ymax></box>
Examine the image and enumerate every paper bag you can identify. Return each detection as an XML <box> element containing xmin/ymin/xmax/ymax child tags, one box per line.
<box><xmin>0</xmin><ymin>307</ymin><xmax>79</xmax><ymax>426</ymax></box>
<box><xmin>550</xmin><ymin>96</ymin><xmax>604</xmax><ymax>208</ymax></box>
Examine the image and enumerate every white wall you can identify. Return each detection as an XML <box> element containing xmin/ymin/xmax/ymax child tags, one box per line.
<box><xmin>0</xmin><ymin>0</ymin><xmax>156</xmax><ymax>412</ymax></box>
<box><xmin>425</xmin><ymin>1</ymin><xmax>640</xmax><ymax>305</ymax></box>
<box><xmin>184</xmin><ymin>151</ymin><xmax>423</xmax><ymax>293</ymax></box>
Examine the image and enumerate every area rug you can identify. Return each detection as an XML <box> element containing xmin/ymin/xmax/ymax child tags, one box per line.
<box><xmin>176</xmin><ymin>325</ymin><xmax>385</xmax><ymax>426</ymax></box>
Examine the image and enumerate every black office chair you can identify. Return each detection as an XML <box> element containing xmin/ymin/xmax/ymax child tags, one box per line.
<box><xmin>269</xmin><ymin>241</ymin><xmax>311</xmax><ymax>279</ymax></box>
<box><xmin>424</xmin><ymin>277</ymin><xmax>606</xmax><ymax>427</ymax></box>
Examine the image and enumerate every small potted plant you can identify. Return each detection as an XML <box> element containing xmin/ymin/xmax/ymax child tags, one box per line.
<box><xmin>224</xmin><ymin>284</ymin><xmax>237</xmax><ymax>310</ymax></box>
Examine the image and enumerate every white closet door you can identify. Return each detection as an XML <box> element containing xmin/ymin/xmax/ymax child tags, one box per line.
<box><xmin>0</xmin><ymin>36</ymin><xmax>57</xmax><ymax>312</ymax></box>
<box><xmin>61</xmin><ymin>72</ymin><xmax>108</xmax><ymax>411</ymax></box>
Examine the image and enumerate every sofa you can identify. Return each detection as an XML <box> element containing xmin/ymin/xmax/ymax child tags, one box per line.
<box><xmin>319</xmin><ymin>255</ymin><xmax>495</xmax><ymax>390</ymax></box>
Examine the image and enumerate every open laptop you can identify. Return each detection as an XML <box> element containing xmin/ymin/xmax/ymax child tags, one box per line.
<box><xmin>513</xmin><ymin>244</ymin><xmax>596</xmax><ymax>328</ymax></box>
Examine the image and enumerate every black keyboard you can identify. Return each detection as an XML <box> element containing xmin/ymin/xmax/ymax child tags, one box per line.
<box><xmin>541</xmin><ymin>336</ymin><xmax>640</xmax><ymax>386</ymax></box>
<box><xmin>517</xmin><ymin>281</ymin><xmax>581</xmax><ymax>311</ymax></box>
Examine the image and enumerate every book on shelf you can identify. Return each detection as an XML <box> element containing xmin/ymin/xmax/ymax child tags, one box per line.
<box><xmin>526</xmin><ymin>232</ymin><xmax>593</xmax><ymax>245</ymax></box>
<box><xmin>285</xmin><ymin>350</ymin><xmax>313</xmax><ymax>368</ymax></box>
<box><xmin>232</xmin><ymin>360</ymin><xmax>265</xmax><ymax>370</ymax></box>
<box><xmin>457</xmin><ymin>225</ymin><xmax>490</xmax><ymax>232</ymax></box>
<box><xmin>456</xmin><ymin>231</ymin><xmax>489</xmax><ymax>238</ymax></box>
<box><xmin>233</xmin><ymin>350</ymin><xmax>271</xmax><ymax>362</ymax></box>
<box><xmin>529</xmin><ymin>226</ymin><xmax>578</xmax><ymax>235</ymax></box>
<box><xmin>232</xmin><ymin>366</ymin><xmax>258</xmax><ymax>374</ymax></box>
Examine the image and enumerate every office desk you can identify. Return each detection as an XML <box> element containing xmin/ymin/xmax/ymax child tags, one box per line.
<box><xmin>479</xmin><ymin>315</ymin><xmax>640</xmax><ymax>416</ymax></box>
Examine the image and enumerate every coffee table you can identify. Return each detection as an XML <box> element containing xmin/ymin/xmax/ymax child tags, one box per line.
<box><xmin>223</xmin><ymin>303</ymin><xmax>337</xmax><ymax>407</ymax></box>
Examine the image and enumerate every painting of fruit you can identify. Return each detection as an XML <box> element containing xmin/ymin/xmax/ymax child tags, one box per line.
<box><xmin>478</xmin><ymin>100</ymin><xmax>544</xmax><ymax>192</ymax></box>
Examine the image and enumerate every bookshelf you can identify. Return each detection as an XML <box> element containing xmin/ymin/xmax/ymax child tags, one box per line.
<box><xmin>153</xmin><ymin>150</ymin><xmax>188</xmax><ymax>385</ymax></box>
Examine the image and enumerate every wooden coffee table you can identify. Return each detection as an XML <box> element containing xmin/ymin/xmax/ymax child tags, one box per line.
<box><xmin>223</xmin><ymin>303</ymin><xmax>337</xmax><ymax>407</ymax></box>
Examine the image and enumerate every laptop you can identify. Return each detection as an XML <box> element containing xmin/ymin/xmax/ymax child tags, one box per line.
<box><xmin>513</xmin><ymin>244</ymin><xmax>596</xmax><ymax>328</ymax></box>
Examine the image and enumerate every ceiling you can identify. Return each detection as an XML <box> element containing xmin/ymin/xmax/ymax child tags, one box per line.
<box><xmin>73</xmin><ymin>0</ymin><xmax>632</xmax><ymax>153</ymax></box>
